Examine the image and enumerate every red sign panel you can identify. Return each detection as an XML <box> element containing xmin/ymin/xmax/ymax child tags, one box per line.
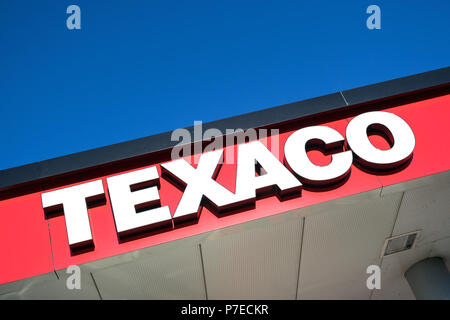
<box><xmin>0</xmin><ymin>94</ymin><xmax>449</xmax><ymax>285</ymax></box>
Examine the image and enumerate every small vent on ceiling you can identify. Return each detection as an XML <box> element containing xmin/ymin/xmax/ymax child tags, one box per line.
<box><xmin>381</xmin><ymin>231</ymin><xmax>420</xmax><ymax>257</ymax></box>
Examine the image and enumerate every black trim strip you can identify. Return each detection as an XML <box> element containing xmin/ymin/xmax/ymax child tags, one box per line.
<box><xmin>342</xmin><ymin>67</ymin><xmax>450</xmax><ymax>106</ymax></box>
<box><xmin>0</xmin><ymin>67</ymin><xmax>449</xmax><ymax>192</ymax></box>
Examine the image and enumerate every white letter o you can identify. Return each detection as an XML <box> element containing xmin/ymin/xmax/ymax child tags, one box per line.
<box><xmin>346</xmin><ymin>111</ymin><xmax>415</xmax><ymax>170</ymax></box>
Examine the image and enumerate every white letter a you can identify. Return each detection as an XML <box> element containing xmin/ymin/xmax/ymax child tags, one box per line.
<box><xmin>366</xmin><ymin>265</ymin><xmax>381</xmax><ymax>289</ymax></box>
<box><xmin>366</xmin><ymin>5</ymin><xmax>381</xmax><ymax>30</ymax></box>
<box><xmin>67</xmin><ymin>5</ymin><xmax>81</xmax><ymax>30</ymax></box>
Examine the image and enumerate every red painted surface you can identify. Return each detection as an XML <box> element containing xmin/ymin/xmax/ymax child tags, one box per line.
<box><xmin>373</xmin><ymin>95</ymin><xmax>450</xmax><ymax>187</ymax></box>
<box><xmin>0</xmin><ymin>192</ymin><xmax>54</xmax><ymax>285</ymax></box>
<box><xmin>0</xmin><ymin>93</ymin><xmax>449</xmax><ymax>285</ymax></box>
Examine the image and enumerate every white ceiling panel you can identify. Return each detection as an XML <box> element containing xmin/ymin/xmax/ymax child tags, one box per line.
<box><xmin>0</xmin><ymin>269</ymin><xmax>100</xmax><ymax>300</ymax></box>
<box><xmin>297</xmin><ymin>190</ymin><xmax>402</xmax><ymax>300</ymax></box>
<box><xmin>391</xmin><ymin>180</ymin><xmax>450</xmax><ymax>246</ymax></box>
<box><xmin>0</xmin><ymin>272</ymin><xmax>56</xmax><ymax>296</ymax></box>
<box><xmin>91</xmin><ymin>243</ymin><xmax>206</xmax><ymax>299</ymax></box>
<box><xmin>201</xmin><ymin>215</ymin><xmax>303</xmax><ymax>299</ymax></box>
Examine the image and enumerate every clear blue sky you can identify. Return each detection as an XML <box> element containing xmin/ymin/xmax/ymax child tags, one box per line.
<box><xmin>0</xmin><ymin>1</ymin><xmax>449</xmax><ymax>170</ymax></box>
